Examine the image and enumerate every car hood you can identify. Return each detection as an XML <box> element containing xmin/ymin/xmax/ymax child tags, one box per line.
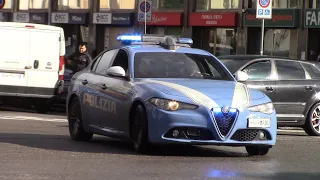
<box><xmin>137</xmin><ymin>78</ymin><xmax>265</xmax><ymax>108</ymax></box>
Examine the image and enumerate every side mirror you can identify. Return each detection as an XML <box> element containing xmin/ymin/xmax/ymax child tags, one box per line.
<box><xmin>234</xmin><ymin>71</ymin><xmax>249</xmax><ymax>82</ymax></box>
<box><xmin>106</xmin><ymin>66</ymin><xmax>126</xmax><ymax>78</ymax></box>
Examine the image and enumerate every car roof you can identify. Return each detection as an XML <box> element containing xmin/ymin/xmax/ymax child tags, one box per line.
<box><xmin>122</xmin><ymin>44</ymin><xmax>211</xmax><ymax>55</ymax></box>
<box><xmin>217</xmin><ymin>54</ymin><xmax>294</xmax><ymax>60</ymax></box>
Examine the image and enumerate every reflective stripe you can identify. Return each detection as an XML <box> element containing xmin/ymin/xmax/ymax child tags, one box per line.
<box><xmin>143</xmin><ymin>79</ymin><xmax>218</xmax><ymax>109</ymax></box>
<box><xmin>231</xmin><ymin>83</ymin><xmax>250</xmax><ymax>108</ymax></box>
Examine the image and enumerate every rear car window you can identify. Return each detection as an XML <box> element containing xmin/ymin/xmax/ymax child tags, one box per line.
<box><xmin>301</xmin><ymin>63</ymin><xmax>320</xmax><ymax>79</ymax></box>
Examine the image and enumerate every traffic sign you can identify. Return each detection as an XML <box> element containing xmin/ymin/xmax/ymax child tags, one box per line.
<box><xmin>256</xmin><ymin>0</ymin><xmax>272</xmax><ymax>19</ymax></box>
<box><xmin>138</xmin><ymin>0</ymin><xmax>152</xmax><ymax>22</ymax></box>
<box><xmin>0</xmin><ymin>0</ymin><xmax>6</xmax><ymax>9</ymax></box>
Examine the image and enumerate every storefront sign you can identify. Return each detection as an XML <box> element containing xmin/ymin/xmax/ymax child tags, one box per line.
<box><xmin>138</xmin><ymin>12</ymin><xmax>182</xmax><ymax>26</ymax></box>
<box><xmin>93</xmin><ymin>13</ymin><xmax>111</xmax><ymax>24</ymax></box>
<box><xmin>52</xmin><ymin>13</ymin><xmax>68</xmax><ymax>23</ymax></box>
<box><xmin>0</xmin><ymin>12</ymin><xmax>10</xmax><ymax>22</ymax></box>
<box><xmin>29</xmin><ymin>13</ymin><xmax>47</xmax><ymax>24</ymax></box>
<box><xmin>244</xmin><ymin>9</ymin><xmax>299</xmax><ymax>27</ymax></box>
<box><xmin>112</xmin><ymin>13</ymin><xmax>133</xmax><ymax>25</ymax></box>
<box><xmin>305</xmin><ymin>9</ymin><xmax>320</xmax><ymax>28</ymax></box>
<box><xmin>51</xmin><ymin>13</ymin><xmax>87</xmax><ymax>24</ymax></box>
<box><xmin>13</xmin><ymin>13</ymin><xmax>29</xmax><ymax>22</ymax></box>
<box><xmin>189</xmin><ymin>12</ymin><xmax>237</xmax><ymax>26</ymax></box>
<box><xmin>69</xmin><ymin>13</ymin><xmax>86</xmax><ymax>24</ymax></box>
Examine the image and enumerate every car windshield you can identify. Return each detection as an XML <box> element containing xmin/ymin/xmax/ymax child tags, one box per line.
<box><xmin>219</xmin><ymin>59</ymin><xmax>251</xmax><ymax>73</ymax></box>
<box><xmin>134</xmin><ymin>52</ymin><xmax>233</xmax><ymax>81</ymax></box>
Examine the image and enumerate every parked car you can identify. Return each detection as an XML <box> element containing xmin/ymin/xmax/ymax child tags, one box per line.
<box><xmin>66</xmin><ymin>35</ymin><xmax>278</xmax><ymax>155</ymax></box>
<box><xmin>218</xmin><ymin>55</ymin><xmax>320</xmax><ymax>136</ymax></box>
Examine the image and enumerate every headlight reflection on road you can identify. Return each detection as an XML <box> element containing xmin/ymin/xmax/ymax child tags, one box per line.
<box><xmin>206</xmin><ymin>169</ymin><xmax>238</xmax><ymax>178</ymax></box>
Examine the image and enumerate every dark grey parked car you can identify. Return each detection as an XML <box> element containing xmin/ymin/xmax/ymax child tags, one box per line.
<box><xmin>218</xmin><ymin>55</ymin><xmax>320</xmax><ymax>136</ymax></box>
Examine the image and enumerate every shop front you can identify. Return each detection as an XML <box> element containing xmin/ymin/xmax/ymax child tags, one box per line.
<box><xmin>51</xmin><ymin>12</ymin><xmax>88</xmax><ymax>57</ymax></box>
<box><xmin>13</xmin><ymin>12</ymin><xmax>47</xmax><ymax>24</ymax></box>
<box><xmin>244</xmin><ymin>8</ymin><xmax>300</xmax><ymax>58</ymax></box>
<box><xmin>139</xmin><ymin>12</ymin><xmax>183</xmax><ymax>37</ymax></box>
<box><xmin>93</xmin><ymin>12</ymin><xmax>135</xmax><ymax>54</ymax></box>
<box><xmin>189</xmin><ymin>12</ymin><xmax>238</xmax><ymax>56</ymax></box>
<box><xmin>305</xmin><ymin>9</ymin><xmax>320</xmax><ymax>61</ymax></box>
<box><xmin>0</xmin><ymin>12</ymin><xmax>11</xmax><ymax>22</ymax></box>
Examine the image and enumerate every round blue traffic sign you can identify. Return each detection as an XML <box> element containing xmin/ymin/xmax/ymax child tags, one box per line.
<box><xmin>140</xmin><ymin>2</ymin><xmax>151</xmax><ymax>12</ymax></box>
<box><xmin>0</xmin><ymin>0</ymin><xmax>6</xmax><ymax>9</ymax></box>
<box><xmin>259</xmin><ymin>0</ymin><xmax>270</xmax><ymax>8</ymax></box>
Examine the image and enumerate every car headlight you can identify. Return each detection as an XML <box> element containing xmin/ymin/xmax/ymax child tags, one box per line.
<box><xmin>248</xmin><ymin>102</ymin><xmax>274</xmax><ymax>114</ymax></box>
<box><xmin>149</xmin><ymin>98</ymin><xmax>198</xmax><ymax>111</ymax></box>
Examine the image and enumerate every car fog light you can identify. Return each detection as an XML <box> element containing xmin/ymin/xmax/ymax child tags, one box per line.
<box><xmin>172</xmin><ymin>130</ymin><xmax>180</xmax><ymax>137</ymax></box>
<box><xmin>258</xmin><ymin>131</ymin><xmax>265</xmax><ymax>139</ymax></box>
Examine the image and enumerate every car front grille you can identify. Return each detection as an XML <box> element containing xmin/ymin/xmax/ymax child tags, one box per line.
<box><xmin>231</xmin><ymin>129</ymin><xmax>271</xmax><ymax>141</ymax></box>
<box><xmin>211</xmin><ymin>107</ymin><xmax>238</xmax><ymax>137</ymax></box>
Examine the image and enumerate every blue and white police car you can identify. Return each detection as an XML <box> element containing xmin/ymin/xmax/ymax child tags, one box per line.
<box><xmin>66</xmin><ymin>34</ymin><xmax>277</xmax><ymax>156</ymax></box>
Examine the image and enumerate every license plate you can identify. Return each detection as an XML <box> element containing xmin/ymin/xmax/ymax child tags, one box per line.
<box><xmin>248</xmin><ymin>118</ymin><xmax>271</xmax><ymax>128</ymax></box>
<box><xmin>0</xmin><ymin>72</ymin><xmax>23</xmax><ymax>79</ymax></box>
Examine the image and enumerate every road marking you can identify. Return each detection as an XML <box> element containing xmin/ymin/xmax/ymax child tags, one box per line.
<box><xmin>0</xmin><ymin>115</ymin><xmax>67</xmax><ymax>122</ymax></box>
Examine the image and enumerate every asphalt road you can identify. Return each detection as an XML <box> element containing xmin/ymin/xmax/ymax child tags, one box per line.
<box><xmin>0</xmin><ymin>107</ymin><xmax>319</xmax><ymax>180</ymax></box>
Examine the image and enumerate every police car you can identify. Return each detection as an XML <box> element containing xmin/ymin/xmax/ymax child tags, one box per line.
<box><xmin>66</xmin><ymin>34</ymin><xmax>277</xmax><ymax>156</ymax></box>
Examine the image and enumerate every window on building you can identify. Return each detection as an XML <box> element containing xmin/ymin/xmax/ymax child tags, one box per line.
<box><xmin>210</xmin><ymin>28</ymin><xmax>236</xmax><ymax>56</ymax></box>
<box><xmin>158</xmin><ymin>0</ymin><xmax>184</xmax><ymax>9</ymax></box>
<box><xmin>100</xmin><ymin>0</ymin><xmax>135</xmax><ymax>10</ymax></box>
<box><xmin>196</xmin><ymin>0</ymin><xmax>239</xmax><ymax>10</ymax></box>
<box><xmin>310</xmin><ymin>0</ymin><xmax>320</xmax><ymax>8</ymax></box>
<box><xmin>1</xmin><ymin>0</ymin><xmax>12</xmax><ymax>9</ymax></box>
<box><xmin>250</xmin><ymin>0</ymin><xmax>300</xmax><ymax>8</ymax></box>
<box><xmin>19</xmin><ymin>0</ymin><xmax>49</xmax><ymax>10</ymax></box>
<box><xmin>263</xmin><ymin>29</ymin><xmax>297</xmax><ymax>57</ymax></box>
<box><xmin>58</xmin><ymin>0</ymin><xmax>89</xmax><ymax>10</ymax></box>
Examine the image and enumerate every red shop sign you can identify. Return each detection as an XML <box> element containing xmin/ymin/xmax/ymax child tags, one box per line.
<box><xmin>189</xmin><ymin>12</ymin><xmax>237</xmax><ymax>27</ymax></box>
<box><xmin>139</xmin><ymin>12</ymin><xmax>182</xmax><ymax>26</ymax></box>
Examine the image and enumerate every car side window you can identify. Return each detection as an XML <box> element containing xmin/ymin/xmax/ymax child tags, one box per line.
<box><xmin>91</xmin><ymin>55</ymin><xmax>102</xmax><ymax>71</ymax></box>
<box><xmin>242</xmin><ymin>60</ymin><xmax>271</xmax><ymax>80</ymax></box>
<box><xmin>94</xmin><ymin>49</ymin><xmax>118</xmax><ymax>75</ymax></box>
<box><xmin>275</xmin><ymin>60</ymin><xmax>306</xmax><ymax>80</ymax></box>
<box><xmin>301</xmin><ymin>63</ymin><xmax>320</xmax><ymax>80</ymax></box>
<box><xmin>110</xmin><ymin>49</ymin><xmax>129</xmax><ymax>74</ymax></box>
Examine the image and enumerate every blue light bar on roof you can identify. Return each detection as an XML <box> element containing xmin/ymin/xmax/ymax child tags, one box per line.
<box><xmin>177</xmin><ymin>38</ymin><xmax>193</xmax><ymax>45</ymax></box>
<box><xmin>116</xmin><ymin>35</ymin><xmax>142</xmax><ymax>41</ymax></box>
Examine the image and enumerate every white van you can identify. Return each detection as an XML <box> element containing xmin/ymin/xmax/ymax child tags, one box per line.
<box><xmin>0</xmin><ymin>22</ymin><xmax>66</xmax><ymax>113</ymax></box>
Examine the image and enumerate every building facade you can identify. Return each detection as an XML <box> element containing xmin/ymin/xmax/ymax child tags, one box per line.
<box><xmin>0</xmin><ymin>0</ymin><xmax>318</xmax><ymax>60</ymax></box>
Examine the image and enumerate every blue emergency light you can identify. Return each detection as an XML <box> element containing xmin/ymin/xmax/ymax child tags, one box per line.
<box><xmin>116</xmin><ymin>34</ymin><xmax>193</xmax><ymax>50</ymax></box>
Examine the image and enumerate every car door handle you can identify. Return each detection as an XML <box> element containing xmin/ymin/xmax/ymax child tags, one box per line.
<box><xmin>305</xmin><ymin>86</ymin><xmax>313</xmax><ymax>90</ymax></box>
<box><xmin>265</xmin><ymin>86</ymin><xmax>274</xmax><ymax>91</ymax></box>
<box><xmin>101</xmin><ymin>84</ymin><xmax>107</xmax><ymax>90</ymax></box>
<box><xmin>81</xmin><ymin>79</ymin><xmax>88</xmax><ymax>85</ymax></box>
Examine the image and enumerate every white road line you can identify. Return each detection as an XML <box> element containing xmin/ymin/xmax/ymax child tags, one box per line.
<box><xmin>0</xmin><ymin>115</ymin><xmax>67</xmax><ymax>122</ymax></box>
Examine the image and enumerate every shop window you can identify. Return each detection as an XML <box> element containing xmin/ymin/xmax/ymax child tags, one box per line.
<box><xmin>58</xmin><ymin>0</ymin><xmax>89</xmax><ymax>10</ymax></box>
<box><xmin>209</xmin><ymin>28</ymin><xmax>236</xmax><ymax>56</ymax></box>
<box><xmin>196</xmin><ymin>0</ymin><xmax>239</xmax><ymax>10</ymax></box>
<box><xmin>1</xmin><ymin>0</ymin><xmax>12</xmax><ymax>9</ymax></box>
<box><xmin>19</xmin><ymin>0</ymin><xmax>49</xmax><ymax>10</ymax></box>
<box><xmin>250</xmin><ymin>0</ymin><xmax>300</xmax><ymax>8</ymax></box>
<box><xmin>158</xmin><ymin>0</ymin><xmax>184</xmax><ymax>9</ymax></box>
<box><xmin>100</xmin><ymin>0</ymin><xmax>135</xmax><ymax>10</ymax></box>
<box><xmin>263</xmin><ymin>29</ymin><xmax>297</xmax><ymax>57</ymax></box>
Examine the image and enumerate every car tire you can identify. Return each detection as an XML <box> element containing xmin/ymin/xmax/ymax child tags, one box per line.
<box><xmin>68</xmin><ymin>97</ymin><xmax>93</xmax><ymax>141</ymax></box>
<box><xmin>303</xmin><ymin>102</ymin><xmax>320</xmax><ymax>136</ymax></box>
<box><xmin>131</xmin><ymin>104</ymin><xmax>151</xmax><ymax>153</ymax></box>
<box><xmin>245</xmin><ymin>146</ymin><xmax>270</xmax><ymax>156</ymax></box>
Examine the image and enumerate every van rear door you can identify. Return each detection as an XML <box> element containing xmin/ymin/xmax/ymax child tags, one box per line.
<box><xmin>27</xmin><ymin>28</ymin><xmax>61</xmax><ymax>94</ymax></box>
<box><xmin>0</xmin><ymin>26</ymin><xmax>30</xmax><ymax>89</ymax></box>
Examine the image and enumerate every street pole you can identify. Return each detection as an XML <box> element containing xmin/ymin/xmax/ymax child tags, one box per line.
<box><xmin>144</xmin><ymin>0</ymin><xmax>146</xmax><ymax>34</ymax></box>
<box><xmin>260</xmin><ymin>19</ymin><xmax>265</xmax><ymax>55</ymax></box>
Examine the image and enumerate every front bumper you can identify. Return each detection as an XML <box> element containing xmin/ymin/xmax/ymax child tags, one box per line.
<box><xmin>146</xmin><ymin>103</ymin><xmax>277</xmax><ymax>146</ymax></box>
